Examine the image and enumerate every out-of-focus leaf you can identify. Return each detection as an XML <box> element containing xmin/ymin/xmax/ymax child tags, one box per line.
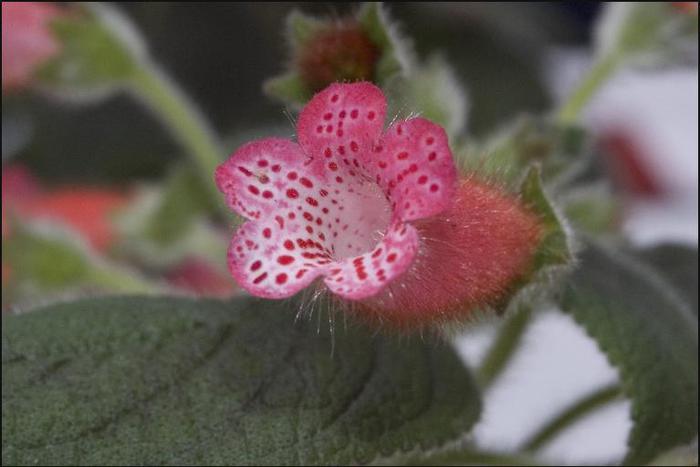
<box><xmin>595</xmin><ymin>2</ymin><xmax>698</xmax><ymax>68</ymax></box>
<box><xmin>561</xmin><ymin>240</ymin><xmax>698</xmax><ymax>465</ymax></box>
<box><xmin>36</xmin><ymin>3</ymin><xmax>145</xmax><ymax>100</ymax></box>
<box><xmin>561</xmin><ymin>183</ymin><xmax>620</xmax><ymax>234</ymax></box>
<box><xmin>396</xmin><ymin>54</ymin><xmax>468</xmax><ymax>139</ymax></box>
<box><xmin>464</xmin><ymin>117</ymin><xmax>596</xmax><ymax>187</ymax></box>
<box><xmin>2</xmin><ymin>219</ymin><xmax>161</xmax><ymax>302</ymax></box>
<box><xmin>635</xmin><ymin>243</ymin><xmax>698</xmax><ymax>314</ymax></box>
<box><xmin>356</xmin><ymin>2</ymin><xmax>411</xmax><ymax>85</ymax></box>
<box><xmin>115</xmin><ymin>165</ymin><xmax>228</xmax><ymax>270</ymax></box>
<box><xmin>2</xmin><ymin>295</ymin><xmax>482</xmax><ymax>465</ymax></box>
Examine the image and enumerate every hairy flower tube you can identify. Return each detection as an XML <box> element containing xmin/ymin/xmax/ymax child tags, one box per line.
<box><xmin>216</xmin><ymin>82</ymin><xmax>542</xmax><ymax>329</ymax></box>
<box><xmin>2</xmin><ymin>2</ymin><xmax>62</xmax><ymax>90</ymax></box>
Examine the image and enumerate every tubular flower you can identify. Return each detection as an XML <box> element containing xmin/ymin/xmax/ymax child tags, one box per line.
<box><xmin>2</xmin><ymin>2</ymin><xmax>62</xmax><ymax>90</ymax></box>
<box><xmin>217</xmin><ymin>82</ymin><xmax>456</xmax><ymax>300</ymax></box>
<box><xmin>216</xmin><ymin>82</ymin><xmax>542</xmax><ymax>328</ymax></box>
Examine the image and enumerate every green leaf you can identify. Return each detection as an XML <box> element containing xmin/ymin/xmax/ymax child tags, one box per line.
<box><xmin>2</xmin><ymin>296</ymin><xmax>482</xmax><ymax>465</ymax></box>
<box><xmin>595</xmin><ymin>2</ymin><xmax>698</xmax><ymax>68</ymax></box>
<box><xmin>115</xmin><ymin>167</ymin><xmax>229</xmax><ymax>270</ymax></box>
<box><xmin>262</xmin><ymin>72</ymin><xmax>312</xmax><ymax>110</ymax></box>
<box><xmin>561</xmin><ymin>240</ymin><xmax>698</xmax><ymax>465</ymax></box>
<box><xmin>2</xmin><ymin>220</ymin><xmax>162</xmax><ymax>303</ymax></box>
<box><xmin>356</xmin><ymin>2</ymin><xmax>411</xmax><ymax>85</ymax></box>
<box><xmin>464</xmin><ymin>118</ymin><xmax>597</xmax><ymax>188</ymax></box>
<box><xmin>519</xmin><ymin>166</ymin><xmax>572</xmax><ymax>271</ymax></box>
<box><xmin>561</xmin><ymin>183</ymin><xmax>620</xmax><ymax>234</ymax></box>
<box><xmin>635</xmin><ymin>243</ymin><xmax>698</xmax><ymax>314</ymax></box>
<box><xmin>36</xmin><ymin>4</ymin><xmax>143</xmax><ymax>98</ymax></box>
<box><xmin>286</xmin><ymin>10</ymin><xmax>325</xmax><ymax>46</ymax></box>
<box><xmin>398</xmin><ymin>55</ymin><xmax>468</xmax><ymax>139</ymax></box>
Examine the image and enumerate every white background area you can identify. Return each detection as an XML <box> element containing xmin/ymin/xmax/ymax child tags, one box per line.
<box><xmin>454</xmin><ymin>51</ymin><xmax>698</xmax><ymax>464</ymax></box>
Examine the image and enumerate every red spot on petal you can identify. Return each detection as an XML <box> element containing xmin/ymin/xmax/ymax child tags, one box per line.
<box><xmin>284</xmin><ymin>240</ymin><xmax>295</xmax><ymax>250</ymax></box>
<box><xmin>288</xmin><ymin>172</ymin><xmax>298</xmax><ymax>181</ymax></box>
<box><xmin>263</xmin><ymin>228</ymin><xmax>272</xmax><ymax>238</ymax></box>
<box><xmin>262</xmin><ymin>190</ymin><xmax>273</xmax><ymax>199</ymax></box>
<box><xmin>287</xmin><ymin>188</ymin><xmax>299</xmax><ymax>199</ymax></box>
<box><xmin>428</xmin><ymin>152</ymin><xmax>437</xmax><ymax>161</ymax></box>
<box><xmin>238</xmin><ymin>166</ymin><xmax>252</xmax><ymax>176</ymax></box>
<box><xmin>387</xmin><ymin>253</ymin><xmax>397</xmax><ymax>263</ymax></box>
<box><xmin>253</xmin><ymin>272</ymin><xmax>268</xmax><ymax>284</ymax></box>
<box><xmin>257</xmin><ymin>160</ymin><xmax>268</xmax><ymax>168</ymax></box>
<box><xmin>275</xmin><ymin>273</ymin><xmax>288</xmax><ymax>284</ymax></box>
<box><xmin>397</xmin><ymin>151</ymin><xmax>409</xmax><ymax>160</ymax></box>
<box><xmin>248</xmin><ymin>185</ymin><xmax>260</xmax><ymax>195</ymax></box>
<box><xmin>430</xmin><ymin>184</ymin><xmax>439</xmax><ymax>192</ymax></box>
<box><xmin>306</xmin><ymin>197</ymin><xmax>319</xmax><ymax>207</ymax></box>
<box><xmin>418</xmin><ymin>175</ymin><xmax>428</xmax><ymax>184</ymax></box>
<box><xmin>300</xmin><ymin>177</ymin><xmax>313</xmax><ymax>188</ymax></box>
<box><xmin>277</xmin><ymin>255</ymin><xmax>295</xmax><ymax>265</ymax></box>
<box><xmin>250</xmin><ymin>260</ymin><xmax>262</xmax><ymax>271</ymax></box>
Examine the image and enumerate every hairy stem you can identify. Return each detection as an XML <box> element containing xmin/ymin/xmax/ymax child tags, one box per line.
<box><xmin>523</xmin><ymin>383</ymin><xmax>622</xmax><ymax>452</ymax></box>
<box><xmin>557</xmin><ymin>53</ymin><xmax>620</xmax><ymax>124</ymax></box>
<box><xmin>128</xmin><ymin>63</ymin><xmax>231</xmax><ymax>222</ymax></box>
<box><xmin>477</xmin><ymin>304</ymin><xmax>534</xmax><ymax>388</ymax></box>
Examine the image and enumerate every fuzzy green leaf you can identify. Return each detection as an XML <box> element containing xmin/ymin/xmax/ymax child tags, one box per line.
<box><xmin>2</xmin><ymin>296</ymin><xmax>481</xmax><ymax>465</ymax></box>
<box><xmin>561</xmin><ymin>240</ymin><xmax>698</xmax><ymax>465</ymax></box>
<box><xmin>262</xmin><ymin>72</ymin><xmax>312</xmax><ymax>110</ymax></box>
<box><xmin>519</xmin><ymin>166</ymin><xmax>573</xmax><ymax>271</ymax></box>
<box><xmin>356</xmin><ymin>2</ymin><xmax>409</xmax><ymax>85</ymax></box>
<box><xmin>635</xmin><ymin>243</ymin><xmax>698</xmax><ymax>314</ymax></box>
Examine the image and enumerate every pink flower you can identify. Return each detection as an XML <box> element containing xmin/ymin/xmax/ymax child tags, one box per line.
<box><xmin>2</xmin><ymin>2</ymin><xmax>62</xmax><ymax>90</ymax></box>
<box><xmin>216</xmin><ymin>82</ymin><xmax>457</xmax><ymax>301</ymax></box>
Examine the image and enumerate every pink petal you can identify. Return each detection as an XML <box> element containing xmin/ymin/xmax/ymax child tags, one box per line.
<box><xmin>371</xmin><ymin>118</ymin><xmax>457</xmax><ymax>221</ymax></box>
<box><xmin>324</xmin><ymin>221</ymin><xmax>419</xmax><ymax>300</ymax></box>
<box><xmin>227</xmin><ymin>219</ymin><xmax>328</xmax><ymax>298</ymax></box>
<box><xmin>296</xmin><ymin>82</ymin><xmax>386</xmax><ymax>172</ymax></box>
<box><xmin>2</xmin><ymin>2</ymin><xmax>61</xmax><ymax>90</ymax></box>
<box><xmin>215</xmin><ymin>138</ymin><xmax>323</xmax><ymax>221</ymax></box>
<box><xmin>218</xmin><ymin>136</ymin><xmax>398</xmax><ymax>299</ymax></box>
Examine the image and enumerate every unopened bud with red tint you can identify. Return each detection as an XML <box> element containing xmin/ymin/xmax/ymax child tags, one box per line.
<box><xmin>297</xmin><ymin>20</ymin><xmax>380</xmax><ymax>94</ymax></box>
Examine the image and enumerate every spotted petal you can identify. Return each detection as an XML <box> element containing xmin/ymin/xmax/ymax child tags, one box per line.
<box><xmin>371</xmin><ymin>118</ymin><xmax>457</xmax><ymax>221</ymax></box>
<box><xmin>297</xmin><ymin>82</ymin><xmax>387</xmax><ymax>168</ymax></box>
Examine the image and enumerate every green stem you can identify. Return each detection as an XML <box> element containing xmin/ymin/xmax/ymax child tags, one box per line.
<box><xmin>522</xmin><ymin>383</ymin><xmax>622</xmax><ymax>452</ymax></box>
<box><xmin>128</xmin><ymin>63</ymin><xmax>231</xmax><ymax>222</ymax></box>
<box><xmin>477</xmin><ymin>305</ymin><xmax>534</xmax><ymax>388</ymax></box>
<box><xmin>91</xmin><ymin>264</ymin><xmax>168</xmax><ymax>294</ymax></box>
<box><xmin>557</xmin><ymin>52</ymin><xmax>621</xmax><ymax>125</ymax></box>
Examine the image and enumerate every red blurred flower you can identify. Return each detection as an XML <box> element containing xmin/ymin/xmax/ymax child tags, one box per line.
<box><xmin>2</xmin><ymin>165</ymin><xmax>129</xmax><ymax>252</ymax></box>
<box><xmin>2</xmin><ymin>2</ymin><xmax>63</xmax><ymax>90</ymax></box>
<box><xmin>166</xmin><ymin>257</ymin><xmax>237</xmax><ymax>298</ymax></box>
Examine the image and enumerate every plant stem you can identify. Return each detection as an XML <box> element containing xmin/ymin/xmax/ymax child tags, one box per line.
<box><xmin>92</xmin><ymin>263</ymin><xmax>168</xmax><ymax>294</ymax></box>
<box><xmin>522</xmin><ymin>383</ymin><xmax>622</xmax><ymax>452</ymax></box>
<box><xmin>557</xmin><ymin>52</ymin><xmax>620</xmax><ymax>125</ymax></box>
<box><xmin>128</xmin><ymin>63</ymin><xmax>232</xmax><ymax>222</ymax></box>
<box><xmin>477</xmin><ymin>304</ymin><xmax>534</xmax><ymax>388</ymax></box>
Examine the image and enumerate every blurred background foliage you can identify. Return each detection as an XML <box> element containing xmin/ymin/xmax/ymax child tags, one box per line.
<box><xmin>4</xmin><ymin>2</ymin><xmax>599</xmax><ymax>184</ymax></box>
